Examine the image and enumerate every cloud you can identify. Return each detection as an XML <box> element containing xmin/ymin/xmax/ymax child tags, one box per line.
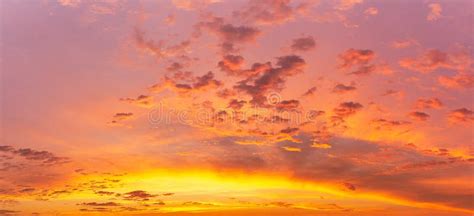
<box><xmin>0</xmin><ymin>200</ymin><xmax>19</xmax><ymax>206</ymax></box>
<box><xmin>133</xmin><ymin>28</ymin><xmax>190</xmax><ymax>59</ymax></box>
<box><xmin>302</xmin><ymin>86</ymin><xmax>317</xmax><ymax>96</ymax></box>
<box><xmin>14</xmin><ymin>149</ymin><xmax>54</xmax><ymax>161</ymax></box>
<box><xmin>280</xmin><ymin>127</ymin><xmax>299</xmax><ymax>134</ymax></box>
<box><xmin>233</xmin><ymin>0</ymin><xmax>310</xmax><ymax>25</ymax></box>
<box><xmin>448</xmin><ymin>108</ymin><xmax>473</xmax><ymax>123</ymax></box>
<box><xmin>0</xmin><ymin>146</ymin><xmax>69</xmax><ymax>165</ymax></box>
<box><xmin>182</xmin><ymin>201</ymin><xmax>215</xmax><ymax>207</ymax></box>
<box><xmin>18</xmin><ymin>188</ymin><xmax>34</xmax><ymax>193</ymax></box>
<box><xmin>205</xmin><ymin>140</ymin><xmax>269</xmax><ymax>169</ymax></box>
<box><xmin>195</xmin><ymin>15</ymin><xmax>261</xmax><ymax>53</ymax></box>
<box><xmin>332</xmin><ymin>83</ymin><xmax>356</xmax><ymax>94</ymax></box>
<box><xmin>26</xmin><ymin>132</ymin><xmax>473</xmax><ymax>213</ymax></box>
<box><xmin>399</xmin><ymin>49</ymin><xmax>472</xmax><ymax>73</ymax></box>
<box><xmin>391</xmin><ymin>39</ymin><xmax>419</xmax><ymax>49</ymax></box>
<box><xmin>336</xmin><ymin>0</ymin><xmax>364</xmax><ymax>11</ymax></box>
<box><xmin>408</xmin><ymin>111</ymin><xmax>430</xmax><ymax>121</ymax></box>
<box><xmin>290</xmin><ymin>36</ymin><xmax>316</xmax><ymax>52</ymax></box>
<box><xmin>56</xmin><ymin>0</ymin><xmax>124</xmax><ymax>23</ymax></box>
<box><xmin>108</xmin><ymin>112</ymin><xmax>134</xmax><ymax>126</ymax></box>
<box><xmin>193</xmin><ymin>71</ymin><xmax>223</xmax><ymax>90</ymax></box>
<box><xmin>218</xmin><ymin>55</ymin><xmax>245</xmax><ymax>75</ymax></box>
<box><xmin>79</xmin><ymin>208</ymin><xmax>111</xmax><ymax>212</ymax></box>
<box><xmin>397</xmin><ymin>160</ymin><xmax>454</xmax><ymax>171</ymax></box>
<box><xmin>95</xmin><ymin>191</ymin><xmax>115</xmax><ymax>196</ymax></box>
<box><xmin>333</xmin><ymin>102</ymin><xmax>363</xmax><ymax>117</ymax></box>
<box><xmin>275</xmin><ymin>100</ymin><xmax>300</xmax><ymax>111</ymax></box>
<box><xmin>79</xmin><ymin>202</ymin><xmax>121</xmax><ymax>206</ymax></box>
<box><xmin>150</xmin><ymin>71</ymin><xmax>222</xmax><ymax>95</ymax></box>
<box><xmin>120</xmin><ymin>95</ymin><xmax>153</xmax><ymax>108</ymax></box>
<box><xmin>123</xmin><ymin>190</ymin><xmax>157</xmax><ymax>201</ymax></box>
<box><xmin>265</xmin><ymin>115</ymin><xmax>290</xmax><ymax>124</ymax></box>
<box><xmin>381</xmin><ymin>89</ymin><xmax>405</xmax><ymax>100</ymax></box>
<box><xmin>88</xmin><ymin>2</ymin><xmax>119</xmax><ymax>15</ymax></box>
<box><xmin>415</xmin><ymin>98</ymin><xmax>443</xmax><ymax>109</ymax></box>
<box><xmin>364</xmin><ymin>7</ymin><xmax>378</xmax><ymax>16</ymax></box>
<box><xmin>427</xmin><ymin>3</ymin><xmax>442</xmax><ymax>21</ymax></box>
<box><xmin>166</xmin><ymin>62</ymin><xmax>184</xmax><ymax>72</ymax></box>
<box><xmin>371</xmin><ymin>118</ymin><xmax>411</xmax><ymax>130</ymax></box>
<box><xmin>348</xmin><ymin>65</ymin><xmax>376</xmax><ymax>76</ymax></box>
<box><xmin>0</xmin><ymin>210</ymin><xmax>20</xmax><ymax>215</ymax></box>
<box><xmin>338</xmin><ymin>49</ymin><xmax>376</xmax><ymax>75</ymax></box>
<box><xmin>399</xmin><ymin>49</ymin><xmax>448</xmax><ymax>73</ymax></box>
<box><xmin>216</xmin><ymin>88</ymin><xmax>237</xmax><ymax>98</ymax></box>
<box><xmin>227</xmin><ymin>99</ymin><xmax>246</xmax><ymax>110</ymax></box>
<box><xmin>112</xmin><ymin>112</ymin><xmax>133</xmax><ymax>121</ymax></box>
<box><xmin>162</xmin><ymin>193</ymin><xmax>174</xmax><ymax>196</ymax></box>
<box><xmin>343</xmin><ymin>182</ymin><xmax>356</xmax><ymax>191</ymax></box>
<box><xmin>438</xmin><ymin>74</ymin><xmax>474</xmax><ymax>89</ymax></box>
<box><xmin>282</xmin><ymin>146</ymin><xmax>302</xmax><ymax>152</ymax></box>
<box><xmin>311</xmin><ymin>143</ymin><xmax>331</xmax><ymax>149</ymax></box>
<box><xmin>57</xmin><ymin>0</ymin><xmax>81</xmax><ymax>7</ymax></box>
<box><xmin>308</xmin><ymin>123</ymin><xmax>330</xmax><ymax>135</ymax></box>
<box><xmin>311</xmin><ymin>9</ymin><xmax>359</xmax><ymax>28</ymax></box>
<box><xmin>218</xmin><ymin>25</ymin><xmax>260</xmax><ymax>44</ymax></box>
<box><xmin>271</xmin><ymin>135</ymin><xmax>474</xmax><ymax>210</ymax></box>
<box><xmin>267</xmin><ymin>201</ymin><xmax>293</xmax><ymax>208</ymax></box>
<box><xmin>169</xmin><ymin>71</ymin><xmax>195</xmax><ymax>82</ymax></box>
<box><xmin>338</xmin><ymin>49</ymin><xmax>375</xmax><ymax>69</ymax></box>
<box><xmin>313</xmin><ymin>203</ymin><xmax>350</xmax><ymax>211</ymax></box>
<box><xmin>234</xmin><ymin>55</ymin><xmax>306</xmax><ymax>106</ymax></box>
<box><xmin>171</xmin><ymin>0</ymin><xmax>220</xmax><ymax>10</ymax></box>
<box><xmin>229</xmin><ymin>61</ymin><xmax>273</xmax><ymax>78</ymax></box>
<box><xmin>0</xmin><ymin>146</ymin><xmax>13</xmax><ymax>152</ymax></box>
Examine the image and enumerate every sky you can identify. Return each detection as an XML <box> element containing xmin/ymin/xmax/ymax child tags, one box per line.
<box><xmin>0</xmin><ymin>0</ymin><xmax>473</xmax><ymax>215</ymax></box>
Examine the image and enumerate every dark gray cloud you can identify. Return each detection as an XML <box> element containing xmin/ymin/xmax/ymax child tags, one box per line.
<box><xmin>194</xmin><ymin>15</ymin><xmax>261</xmax><ymax>53</ymax></box>
<box><xmin>332</xmin><ymin>83</ymin><xmax>356</xmax><ymax>94</ymax></box>
<box><xmin>291</xmin><ymin>36</ymin><xmax>316</xmax><ymax>52</ymax></box>
<box><xmin>0</xmin><ymin>145</ymin><xmax>69</xmax><ymax>165</ymax></box>
<box><xmin>234</xmin><ymin>55</ymin><xmax>305</xmax><ymax>106</ymax></box>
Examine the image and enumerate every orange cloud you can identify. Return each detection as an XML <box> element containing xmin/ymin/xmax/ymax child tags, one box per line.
<box><xmin>233</xmin><ymin>0</ymin><xmax>311</xmax><ymax>25</ymax></box>
<box><xmin>399</xmin><ymin>49</ymin><xmax>471</xmax><ymax>73</ymax></box>
<box><xmin>438</xmin><ymin>74</ymin><xmax>474</xmax><ymax>89</ymax></box>
<box><xmin>415</xmin><ymin>98</ymin><xmax>443</xmax><ymax>109</ymax></box>
<box><xmin>448</xmin><ymin>108</ymin><xmax>473</xmax><ymax>123</ymax></box>
<box><xmin>427</xmin><ymin>3</ymin><xmax>442</xmax><ymax>21</ymax></box>
<box><xmin>409</xmin><ymin>111</ymin><xmax>430</xmax><ymax>121</ymax></box>
<box><xmin>364</xmin><ymin>7</ymin><xmax>378</xmax><ymax>16</ymax></box>
<box><xmin>120</xmin><ymin>95</ymin><xmax>153</xmax><ymax>108</ymax></box>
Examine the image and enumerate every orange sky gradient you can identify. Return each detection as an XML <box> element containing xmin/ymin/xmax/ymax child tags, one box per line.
<box><xmin>1</xmin><ymin>0</ymin><xmax>473</xmax><ymax>215</ymax></box>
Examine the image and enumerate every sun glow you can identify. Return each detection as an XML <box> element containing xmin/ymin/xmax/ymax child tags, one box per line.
<box><xmin>41</xmin><ymin>168</ymin><xmax>467</xmax><ymax>214</ymax></box>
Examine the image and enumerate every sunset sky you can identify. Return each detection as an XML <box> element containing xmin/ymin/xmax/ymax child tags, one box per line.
<box><xmin>1</xmin><ymin>0</ymin><xmax>473</xmax><ymax>215</ymax></box>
